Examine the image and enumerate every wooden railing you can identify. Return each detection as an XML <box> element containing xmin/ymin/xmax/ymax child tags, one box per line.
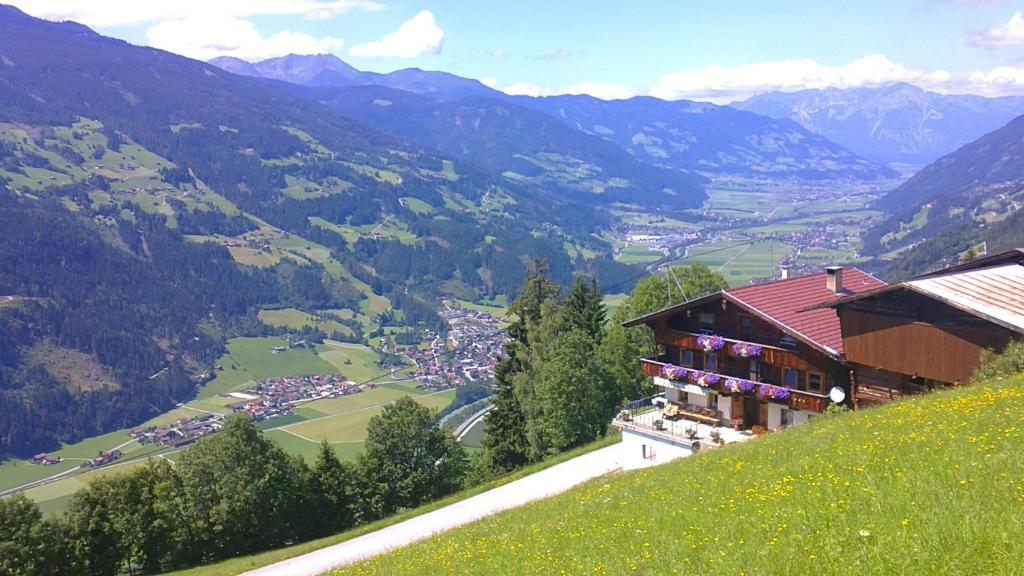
<box><xmin>655</xmin><ymin>329</ymin><xmax>812</xmax><ymax>370</ymax></box>
<box><xmin>639</xmin><ymin>358</ymin><xmax>831</xmax><ymax>413</ymax></box>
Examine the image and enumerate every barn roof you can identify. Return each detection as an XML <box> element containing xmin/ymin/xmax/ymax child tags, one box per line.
<box><xmin>816</xmin><ymin>249</ymin><xmax>1024</xmax><ymax>335</ymax></box>
<box><xmin>623</xmin><ymin>267</ymin><xmax>886</xmax><ymax>358</ymax></box>
<box><xmin>904</xmin><ymin>263</ymin><xmax>1024</xmax><ymax>333</ymax></box>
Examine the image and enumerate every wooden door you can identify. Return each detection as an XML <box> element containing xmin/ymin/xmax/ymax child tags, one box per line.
<box><xmin>758</xmin><ymin>402</ymin><xmax>768</xmax><ymax>427</ymax></box>
<box><xmin>731</xmin><ymin>396</ymin><xmax>744</xmax><ymax>424</ymax></box>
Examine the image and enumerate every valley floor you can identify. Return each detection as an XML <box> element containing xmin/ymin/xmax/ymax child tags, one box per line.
<box><xmin>240</xmin><ymin>444</ymin><xmax>626</xmax><ymax>576</ymax></box>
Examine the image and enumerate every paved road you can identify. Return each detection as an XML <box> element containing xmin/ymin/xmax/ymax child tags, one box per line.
<box><xmin>240</xmin><ymin>444</ymin><xmax>624</xmax><ymax>576</ymax></box>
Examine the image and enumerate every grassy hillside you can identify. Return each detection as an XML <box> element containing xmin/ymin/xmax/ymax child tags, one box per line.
<box><xmin>341</xmin><ymin>375</ymin><xmax>1024</xmax><ymax>575</ymax></box>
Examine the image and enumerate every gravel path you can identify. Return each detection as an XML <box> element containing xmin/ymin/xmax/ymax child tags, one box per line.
<box><xmin>240</xmin><ymin>444</ymin><xmax>624</xmax><ymax>576</ymax></box>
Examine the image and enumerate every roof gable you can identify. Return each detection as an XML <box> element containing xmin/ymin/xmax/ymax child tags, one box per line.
<box><xmin>725</xmin><ymin>269</ymin><xmax>886</xmax><ymax>356</ymax></box>
<box><xmin>623</xmin><ymin>267</ymin><xmax>886</xmax><ymax>357</ymax></box>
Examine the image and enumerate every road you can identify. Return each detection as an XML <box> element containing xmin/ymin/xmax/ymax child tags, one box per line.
<box><xmin>240</xmin><ymin>444</ymin><xmax>624</xmax><ymax>576</ymax></box>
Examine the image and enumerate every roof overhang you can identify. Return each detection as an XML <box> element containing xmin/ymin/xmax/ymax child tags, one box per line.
<box><xmin>621</xmin><ymin>291</ymin><xmax>731</xmax><ymax>328</ymax></box>
<box><xmin>813</xmin><ymin>282</ymin><xmax>1024</xmax><ymax>336</ymax></box>
<box><xmin>622</xmin><ymin>290</ymin><xmax>842</xmax><ymax>360</ymax></box>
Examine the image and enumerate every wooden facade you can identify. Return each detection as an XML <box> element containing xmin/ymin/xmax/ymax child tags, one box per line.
<box><xmin>641</xmin><ymin>297</ymin><xmax>836</xmax><ymax>427</ymax></box>
<box><xmin>837</xmin><ymin>289</ymin><xmax>1015</xmax><ymax>386</ymax></box>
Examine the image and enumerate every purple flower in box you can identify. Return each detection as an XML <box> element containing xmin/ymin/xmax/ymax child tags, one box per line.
<box><xmin>727</xmin><ymin>379</ymin><xmax>755</xmax><ymax>393</ymax></box>
<box><xmin>688</xmin><ymin>370</ymin><xmax>703</xmax><ymax>384</ymax></box>
<box><xmin>702</xmin><ymin>372</ymin><xmax>721</xmax><ymax>386</ymax></box>
<box><xmin>757</xmin><ymin>383</ymin><xmax>792</xmax><ymax>400</ymax></box>
<box><xmin>696</xmin><ymin>334</ymin><xmax>725</xmax><ymax>352</ymax></box>
<box><xmin>731</xmin><ymin>342</ymin><xmax>763</xmax><ymax>358</ymax></box>
<box><xmin>661</xmin><ymin>364</ymin><xmax>688</xmax><ymax>381</ymax></box>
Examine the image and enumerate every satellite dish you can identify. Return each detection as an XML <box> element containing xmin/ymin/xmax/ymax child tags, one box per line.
<box><xmin>828</xmin><ymin>386</ymin><xmax>846</xmax><ymax>404</ymax></box>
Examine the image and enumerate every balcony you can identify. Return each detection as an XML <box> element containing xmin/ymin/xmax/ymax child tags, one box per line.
<box><xmin>640</xmin><ymin>358</ymin><xmax>831</xmax><ymax>413</ymax></box>
<box><xmin>613</xmin><ymin>395</ymin><xmax>753</xmax><ymax>446</ymax></box>
<box><xmin>656</xmin><ymin>329</ymin><xmax>810</xmax><ymax>368</ymax></box>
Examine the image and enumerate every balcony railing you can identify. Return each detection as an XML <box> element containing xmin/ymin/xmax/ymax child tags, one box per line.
<box><xmin>657</xmin><ymin>329</ymin><xmax>810</xmax><ymax>367</ymax></box>
<box><xmin>613</xmin><ymin>394</ymin><xmax>702</xmax><ymax>444</ymax></box>
<box><xmin>640</xmin><ymin>358</ymin><xmax>831</xmax><ymax>413</ymax></box>
<box><xmin>613</xmin><ymin>394</ymin><xmax>751</xmax><ymax>445</ymax></box>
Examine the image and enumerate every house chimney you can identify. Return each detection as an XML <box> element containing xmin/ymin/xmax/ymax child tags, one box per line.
<box><xmin>780</xmin><ymin>265</ymin><xmax>790</xmax><ymax>280</ymax></box>
<box><xmin>826</xmin><ymin>266</ymin><xmax>843</xmax><ymax>293</ymax></box>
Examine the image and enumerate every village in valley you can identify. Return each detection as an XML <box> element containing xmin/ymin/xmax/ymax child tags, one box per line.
<box><xmin>396</xmin><ymin>297</ymin><xmax>506</xmax><ymax>390</ymax></box>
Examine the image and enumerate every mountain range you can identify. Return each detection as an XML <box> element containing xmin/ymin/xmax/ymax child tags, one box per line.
<box><xmin>210</xmin><ymin>54</ymin><xmax>897</xmax><ymax>181</ymax></box>
<box><xmin>0</xmin><ymin>5</ymin><xmax>636</xmax><ymax>455</ymax></box>
<box><xmin>736</xmin><ymin>84</ymin><xmax>1024</xmax><ymax>167</ymax></box>
<box><xmin>863</xmin><ymin>110</ymin><xmax>1024</xmax><ymax>272</ymax></box>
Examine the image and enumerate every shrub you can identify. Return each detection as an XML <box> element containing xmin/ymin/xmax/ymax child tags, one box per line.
<box><xmin>971</xmin><ymin>340</ymin><xmax>1024</xmax><ymax>384</ymax></box>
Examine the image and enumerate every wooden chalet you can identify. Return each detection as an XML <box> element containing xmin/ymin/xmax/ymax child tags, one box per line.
<box><xmin>823</xmin><ymin>248</ymin><xmax>1024</xmax><ymax>405</ymax></box>
<box><xmin>612</xmin><ymin>266</ymin><xmax>885</xmax><ymax>467</ymax></box>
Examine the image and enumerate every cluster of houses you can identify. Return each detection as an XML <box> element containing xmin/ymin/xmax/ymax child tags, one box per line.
<box><xmin>233</xmin><ymin>374</ymin><xmax>365</xmax><ymax>421</ymax></box>
<box><xmin>132</xmin><ymin>413</ymin><xmax>223</xmax><ymax>448</ymax></box>
<box><xmin>401</xmin><ymin>299</ymin><xmax>506</xmax><ymax>389</ymax></box>
<box><xmin>615</xmin><ymin>248</ymin><xmax>1024</xmax><ymax>469</ymax></box>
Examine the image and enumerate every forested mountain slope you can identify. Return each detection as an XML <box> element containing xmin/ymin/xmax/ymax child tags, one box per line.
<box><xmin>0</xmin><ymin>5</ymin><xmax>635</xmax><ymax>457</ymax></box>
<box><xmin>282</xmin><ymin>84</ymin><xmax>706</xmax><ymax>206</ymax></box>
<box><xmin>862</xmin><ymin>112</ymin><xmax>1024</xmax><ymax>258</ymax></box>
<box><xmin>211</xmin><ymin>54</ymin><xmax>895</xmax><ymax>181</ymax></box>
<box><xmin>515</xmin><ymin>94</ymin><xmax>897</xmax><ymax>180</ymax></box>
<box><xmin>736</xmin><ymin>83</ymin><xmax>1024</xmax><ymax>166</ymax></box>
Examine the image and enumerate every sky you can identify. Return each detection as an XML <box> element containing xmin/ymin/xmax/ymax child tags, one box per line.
<box><xmin>12</xmin><ymin>0</ymin><xmax>1024</xmax><ymax>103</ymax></box>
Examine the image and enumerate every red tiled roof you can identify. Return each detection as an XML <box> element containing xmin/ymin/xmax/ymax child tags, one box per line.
<box><xmin>726</xmin><ymin>268</ymin><xmax>886</xmax><ymax>356</ymax></box>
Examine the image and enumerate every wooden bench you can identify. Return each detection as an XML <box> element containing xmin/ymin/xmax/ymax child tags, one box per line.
<box><xmin>667</xmin><ymin>401</ymin><xmax>720</xmax><ymax>425</ymax></box>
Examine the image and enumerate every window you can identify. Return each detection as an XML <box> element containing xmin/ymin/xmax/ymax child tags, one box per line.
<box><xmin>681</xmin><ymin>349</ymin><xmax>695</xmax><ymax>367</ymax></box>
<box><xmin>779</xmin><ymin>333</ymin><xmax>797</xmax><ymax>348</ymax></box>
<box><xmin>780</xmin><ymin>409</ymin><xmax>794</xmax><ymax>428</ymax></box>
<box><xmin>749</xmin><ymin>360</ymin><xmax>761</xmax><ymax>381</ymax></box>
<box><xmin>698</xmin><ymin>312</ymin><xmax>715</xmax><ymax>332</ymax></box>
<box><xmin>784</xmin><ymin>368</ymin><xmax>805</xmax><ymax>390</ymax></box>
<box><xmin>738</xmin><ymin>315</ymin><xmax>754</xmax><ymax>339</ymax></box>
<box><xmin>705</xmin><ymin>353</ymin><xmax>719</xmax><ymax>372</ymax></box>
<box><xmin>808</xmin><ymin>373</ymin><xmax>824</xmax><ymax>394</ymax></box>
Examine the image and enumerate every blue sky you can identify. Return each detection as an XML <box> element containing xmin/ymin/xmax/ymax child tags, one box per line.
<box><xmin>14</xmin><ymin>1</ymin><xmax>1024</xmax><ymax>102</ymax></box>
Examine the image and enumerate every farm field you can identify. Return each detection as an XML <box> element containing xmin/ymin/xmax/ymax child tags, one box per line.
<box><xmin>687</xmin><ymin>238</ymin><xmax>794</xmax><ymax>286</ymax></box>
<box><xmin>258</xmin><ymin>308</ymin><xmax>354</xmax><ymax>337</ymax></box>
<box><xmin>452</xmin><ymin>299</ymin><xmax>508</xmax><ymax>321</ymax></box>
<box><xmin>269</xmin><ymin>384</ymin><xmax>456</xmax><ymax>462</ymax></box>
<box><xmin>317</xmin><ymin>340</ymin><xmax>383</xmax><ymax>382</ymax></box>
<box><xmin>614</xmin><ymin>244</ymin><xmax>663</xmax><ymax>264</ymax></box>
<box><xmin>341</xmin><ymin>375</ymin><xmax>1024</xmax><ymax>576</ymax></box>
<box><xmin>1</xmin><ymin>335</ymin><xmax>415</xmax><ymax>513</ymax></box>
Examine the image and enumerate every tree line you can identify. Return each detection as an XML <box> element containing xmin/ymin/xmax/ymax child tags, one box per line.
<box><xmin>1</xmin><ymin>398</ymin><xmax>465</xmax><ymax>575</ymax></box>
<box><xmin>481</xmin><ymin>260</ymin><xmax>728</xmax><ymax>473</ymax></box>
<box><xmin>0</xmin><ymin>260</ymin><xmax>728</xmax><ymax>575</ymax></box>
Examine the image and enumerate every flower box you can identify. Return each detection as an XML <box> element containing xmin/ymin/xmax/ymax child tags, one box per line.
<box><xmin>696</xmin><ymin>334</ymin><xmax>725</xmax><ymax>352</ymax></box>
<box><xmin>730</xmin><ymin>342</ymin><xmax>763</xmax><ymax>358</ymax></box>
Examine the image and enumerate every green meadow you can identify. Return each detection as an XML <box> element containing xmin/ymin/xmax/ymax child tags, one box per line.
<box><xmin>342</xmin><ymin>375</ymin><xmax>1024</xmax><ymax>576</ymax></box>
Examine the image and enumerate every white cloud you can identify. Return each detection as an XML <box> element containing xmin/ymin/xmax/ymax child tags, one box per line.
<box><xmin>9</xmin><ymin>0</ymin><xmax>383</xmax><ymax>28</ymax></box>
<box><xmin>964</xmin><ymin>66</ymin><xmax>1024</xmax><ymax>96</ymax></box>
<box><xmin>563</xmin><ymin>81</ymin><xmax>638</xmax><ymax>100</ymax></box>
<box><xmin>502</xmin><ymin>82</ymin><xmax>555</xmax><ymax>97</ymax></box>
<box><xmin>969</xmin><ymin>11</ymin><xmax>1024</xmax><ymax>46</ymax></box>
<box><xmin>146</xmin><ymin>16</ymin><xmax>343</xmax><ymax>61</ymax></box>
<box><xmin>648</xmin><ymin>54</ymin><xmax>952</xmax><ymax>103</ymax></box>
<box><xmin>496</xmin><ymin>55</ymin><xmax>1024</xmax><ymax>103</ymax></box>
<box><xmin>348</xmin><ymin>10</ymin><xmax>443</xmax><ymax>58</ymax></box>
<box><xmin>480</xmin><ymin>77</ymin><xmax>499</xmax><ymax>88</ymax></box>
